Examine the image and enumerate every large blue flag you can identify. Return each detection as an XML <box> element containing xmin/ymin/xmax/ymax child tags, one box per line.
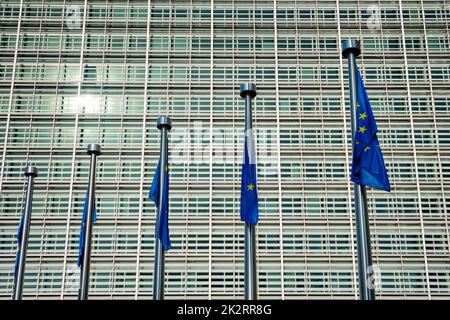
<box><xmin>240</xmin><ymin>130</ymin><xmax>259</xmax><ymax>224</ymax></box>
<box><xmin>149</xmin><ymin>159</ymin><xmax>171</xmax><ymax>251</ymax></box>
<box><xmin>14</xmin><ymin>208</ymin><xmax>24</xmax><ymax>279</ymax></box>
<box><xmin>78</xmin><ymin>191</ymin><xmax>97</xmax><ymax>267</ymax></box>
<box><xmin>351</xmin><ymin>66</ymin><xmax>391</xmax><ymax>192</ymax></box>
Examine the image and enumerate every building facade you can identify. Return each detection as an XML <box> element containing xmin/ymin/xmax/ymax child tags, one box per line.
<box><xmin>0</xmin><ymin>0</ymin><xmax>449</xmax><ymax>299</ymax></box>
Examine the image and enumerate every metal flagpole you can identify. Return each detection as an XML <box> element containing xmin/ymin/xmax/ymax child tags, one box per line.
<box><xmin>13</xmin><ymin>166</ymin><xmax>38</xmax><ymax>300</ymax></box>
<box><xmin>240</xmin><ymin>82</ymin><xmax>258</xmax><ymax>300</ymax></box>
<box><xmin>78</xmin><ymin>143</ymin><xmax>101</xmax><ymax>300</ymax></box>
<box><xmin>342</xmin><ymin>39</ymin><xmax>376</xmax><ymax>300</ymax></box>
<box><xmin>153</xmin><ymin>116</ymin><xmax>172</xmax><ymax>300</ymax></box>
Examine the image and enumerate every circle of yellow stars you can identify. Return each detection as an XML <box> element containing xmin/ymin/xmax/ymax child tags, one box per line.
<box><xmin>356</xmin><ymin>100</ymin><xmax>370</xmax><ymax>152</ymax></box>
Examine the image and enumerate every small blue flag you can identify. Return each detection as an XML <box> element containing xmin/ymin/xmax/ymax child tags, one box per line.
<box><xmin>149</xmin><ymin>159</ymin><xmax>171</xmax><ymax>251</ymax></box>
<box><xmin>351</xmin><ymin>66</ymin><xmax>391</xmax><ymax>192</ymax></box>
<box><xmin>240</xmin><ymin>130</ymin><xmax>259</xmax><ymax>224</ymax></box>
<box><xmin>77</xmin><ymin>191</ymin><xmax>97</xmax><ymax>267</ymax></box>
<box><xmin>14</xmin><ymin>208</ymin><xmax>24</xmax><ymax>279</ymax></box>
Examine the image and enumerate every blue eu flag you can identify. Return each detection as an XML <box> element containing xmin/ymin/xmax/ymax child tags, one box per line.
<box><xmin>149</xmin><ymin>159</ymin><xmax>171</xmax><ymax>251</ymax></box>
<box><xmin>14</xmin><ymin>208</ymin><xmax>24</xmax><ymax>279</ymax></box>
<box><xmin>240</xmin><ymin>130</ymin><xmax>259</xmax><ymax>224</ymax></box>
<box><xmin>78</xmin><ymin>191</ymin><xmax>97</xmax><ymax>267</ymax></box>
<box><xmin>351</xmin><ymin>66</ymin><xmax>391</xmax><ymax>192</ymax></box>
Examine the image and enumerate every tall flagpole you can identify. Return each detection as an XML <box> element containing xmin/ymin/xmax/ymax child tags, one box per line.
<box><xmin>78</xmin><ymin>143</ymin><xmax>101</xmax><ymax>300</ymax></box>
<box><xmin>153</xmin><ymin>116</ymin><xmax>172</xmax><ymax>300</ymax></box>
<box><xmin>13</xmin><ymin>166</ymin><xmax>38</xmax><ymax>300</ymax></box>
<box><xmin>342</xmin><ymin>39</ymin><xmax>375</xmax><ymax>300</ymax></box>
<box><xmin>240</xmin><ymin>82</ymin><xmax>257</xmax><ymax>300</ymax></box>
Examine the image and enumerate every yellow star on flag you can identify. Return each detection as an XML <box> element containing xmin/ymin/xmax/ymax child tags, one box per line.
<box><xmin>356</xmin><ymin>140</ymin><xmax>360</xmax><ymax>145</ymax></box>
<box><xmin>359</xmin><ymin>112</ymin><xmax>367</xmax><ymax>120</ymax></box>
<box><xmin>165</xmin><ymin>164</ymin><xmax>168</xmax><ymax>172</ymax></box>
<box><xmin>247</xmin><ymin>183</ymin><xmax>254</xmax><ymax>191</ymax></box>
<box><xmin>356</xmin><ymin>101</ymin><xmax>360</xmax><ymax>109</ymax></box>
<box><xmin>364</xmin><ymin>146</ymin><xmax>370</xmax><ymax>152</ymax></box>
<box><xmin>359</xmin><ymin>126</ymin><xmax>367</xmax><ymax>134</ymax></box>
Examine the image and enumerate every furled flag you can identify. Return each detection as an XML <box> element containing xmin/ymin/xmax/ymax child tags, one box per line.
<box><xmin>149</xmin><ymin>159</ymin><xmax>171</xmax><ymax>251</ymax></box>
<box><xmin>78</xmin><ymin>191</ymin><xmax>97</xmax><ymax>267</ymax></box>
<box><xmin>240</xmin><ymin>129</ymin><xmax>259</xmax><ymax>224</ymax></box>
<box><xmin>351</xmin><ymin>66</ymin><xmax>391</xmax><ymax>192</ymax></box>
<box><xmin>14</xmin><ymin>208</ymin><xmax>24</xmax><ymax>279</ymax></box>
